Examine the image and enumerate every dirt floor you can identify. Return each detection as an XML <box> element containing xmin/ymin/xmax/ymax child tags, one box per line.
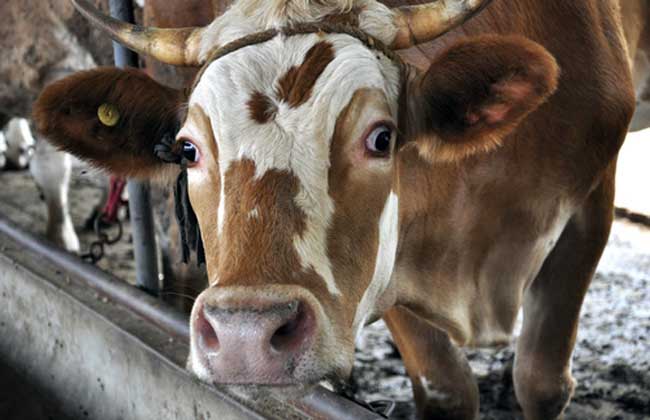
<box><xmin>0</xmin><ymin>162</ymin><xmax>648</xmax><ymax>420</ymax></box>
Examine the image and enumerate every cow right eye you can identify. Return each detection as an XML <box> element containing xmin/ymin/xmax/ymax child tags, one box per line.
<box><xmin>182</xmin><ymin>141</ymin><xmax>201</xmax><ymax>165</ymax></box>
<box><xmin>365</xmin><ymin>123</ymin><xmax>394</xmax><ymax>158</ymax></box>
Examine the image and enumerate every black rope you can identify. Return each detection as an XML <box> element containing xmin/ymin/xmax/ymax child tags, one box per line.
<box><xmin>155</xmin><ymin>132</ymin><xmax>205</xmax><ymax>266</ymax></box>
<box><xmin>174</xmin><ymin>168</ymin><xmax>205</xmax><ymax>265</ymax></box>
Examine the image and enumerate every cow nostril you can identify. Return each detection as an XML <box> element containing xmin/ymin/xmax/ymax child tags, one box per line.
<box><xmin>270</xmin><ymin>302</ymin><xmax>311</xmax><ymax>353</ymax></box>
<box><xmin>197</xmin><ymin>307</ymin><xmax>219</xmax><ymax>353</ymax></box>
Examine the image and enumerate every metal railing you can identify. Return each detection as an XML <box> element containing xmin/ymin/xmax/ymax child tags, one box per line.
<box><xmin>109</xmin><ymin>0</ymin><xmax>160</xmax><ymax>295</ymax></box>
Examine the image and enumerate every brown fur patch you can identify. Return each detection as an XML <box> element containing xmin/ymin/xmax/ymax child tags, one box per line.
<box><xmin>326</xmin><ymin>88</ymin><xmax>396</xmax><ymax>330</ymax></box>
<box><xmin>277</xmin><ymin>41</ymin><xmax>335</xmax><ymax>108</ymax></box>
<box><xmin>190</xmin><ymin>159</ymin><xmax>336</xmax><ymax>299</ymax></box>
<box><xmin>321</xmin><ymin>9</ymin><xmax>360</xmax><ymax>27</ymax></box>
<box><xmin>216</xmin><ymin>160</ymin><xmax>307</xmax><ymax>284</ymax></box>
<box><xmin>247</xmin><ymin>91</ymin><xmax>277</xmax><ymax>124</ymax></box>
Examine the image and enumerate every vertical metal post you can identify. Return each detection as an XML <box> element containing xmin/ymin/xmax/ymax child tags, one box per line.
<box><xmin>109</xmin><ymin>0</ymin><xmax>160</xmax><ymax>295</ymax></box>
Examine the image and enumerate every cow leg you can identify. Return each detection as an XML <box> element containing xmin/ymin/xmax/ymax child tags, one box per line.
<box><xmin>384</xmin><ymin>306</ymin><xmax>479</xmax><ymax>420</ymax></box>
<box><xmin>30</xmin><ymin>140</ymin><xmax>80</xmax><ymax>253</ymax></box>
<box><xmin>514</xmin><ymin>172</ymin><xmax>615</xmax><ymax>420</ymax></box>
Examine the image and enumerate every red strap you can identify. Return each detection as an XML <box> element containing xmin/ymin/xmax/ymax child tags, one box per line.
<box><xmin>101</xmin><ymin>177</ymin><xmax>128</xmax><ymax>223</ymax></box>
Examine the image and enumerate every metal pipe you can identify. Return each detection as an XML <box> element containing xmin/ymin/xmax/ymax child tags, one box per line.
<box><xmin>109</xmin><ymin>0</ymin><xmax>160</xmax><ymax>295</ymax></box>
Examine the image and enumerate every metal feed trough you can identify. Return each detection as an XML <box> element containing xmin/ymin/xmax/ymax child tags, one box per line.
<box><xmin>0</xmin><ymin>215</ymin><xmax>384</xmax><ymax>420</ymax></box>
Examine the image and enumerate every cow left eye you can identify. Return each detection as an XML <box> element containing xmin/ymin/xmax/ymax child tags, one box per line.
<box><xmin>365</xmin><ymin>124</ymin><xmax>393</xmax><ymax>157</ymax></box>
<box><xmin>182</xmin><ymin>141</ymin><xmax>201</xmax><ymax>164</ymax></box>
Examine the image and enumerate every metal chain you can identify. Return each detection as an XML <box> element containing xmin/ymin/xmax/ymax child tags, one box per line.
<box><xmin>81</xmin><ymin>216</ymin><xmax>124</xmax><ymax>265</ymax></box>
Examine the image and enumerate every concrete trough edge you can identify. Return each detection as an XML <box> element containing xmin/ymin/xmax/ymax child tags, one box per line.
<box><xmin>0</xmin><ymin>215</ymin><xmax>383</xmax><ymax>420</ymax></box>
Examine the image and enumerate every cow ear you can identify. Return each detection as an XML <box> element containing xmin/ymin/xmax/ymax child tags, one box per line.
<box><xmin>33</xmin><ymin>67</ymin><xmax>183</xmax><ymax>181</ymax></box>
<box><xmin>409</xmin><ymin>35</ymin><xmax>559</xmax><ymax>162</ymax></box>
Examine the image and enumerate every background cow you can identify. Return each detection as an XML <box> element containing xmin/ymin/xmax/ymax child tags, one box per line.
<box><xmin>34</xmin><ymin>0</ymin><xmax>644</xmax><ymax>419</ymax></box>
<box><xmin>0</xmin><ymin>0</ymin><xmax>119</xmax><ymax>252</ymax></box>
<box><xmin>1</xmin><ymin>0</ymin><xmax>212</xmax><ymax>308</ymax></box>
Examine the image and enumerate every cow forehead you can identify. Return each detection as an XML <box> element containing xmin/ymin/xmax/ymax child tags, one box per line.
<box><xmin>188</xmin><ymin>33</ymin><xmax>401</xmax><ymax>159</ymax></box>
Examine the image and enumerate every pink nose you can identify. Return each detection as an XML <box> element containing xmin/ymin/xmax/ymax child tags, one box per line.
<box><xmin>192</xmin><ymin>295</ymin><xmax>316</xmax><ymax>384</ymax></box>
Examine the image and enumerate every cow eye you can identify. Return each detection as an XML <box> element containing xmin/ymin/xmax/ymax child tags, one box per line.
<box><xmin>182</xmin><ymin>140</ymin><xmax>201</xmax><ymax>164</ymax></box>
<box><xmin>365</xmin><ymin>124</ymin><xmax>393</xmax><ymax>157</ymax></box>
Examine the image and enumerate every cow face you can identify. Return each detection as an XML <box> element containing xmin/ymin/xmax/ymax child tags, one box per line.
<box><xmin>180</xmin><ymin>33</ymin><xmax>401</xmax><ymax>384</ymax></box>
<box><xmin>35</xmin><ymin>0</ymin><xmax>558</xmax><ymax>389</ymax></box>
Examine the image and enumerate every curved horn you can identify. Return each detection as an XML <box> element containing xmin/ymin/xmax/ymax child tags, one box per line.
<box><xmin>391</xmin><ymin>0</ymin><xmax>493</xmax><ymax>49</ymax></box>
<box><xmin>71</xmin><ymin>0</ymin><xmax>205</xmax><ymax>66</ymax></box>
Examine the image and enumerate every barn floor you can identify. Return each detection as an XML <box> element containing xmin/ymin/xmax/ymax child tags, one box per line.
<box><xmin>0</xmin><ymin>158</ymin><xmax>648</xmax><ymax>420</ymax></box>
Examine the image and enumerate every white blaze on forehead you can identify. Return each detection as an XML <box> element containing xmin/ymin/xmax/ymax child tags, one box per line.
<box><xmin>186</xmin><ymin>33</ymin><xmax>400</xmax><ymax>296</ymax></box>
<box><xmin>354</xmin><ymin>191</ymin><xmax>399</xmax><ymax>340</ymax></box>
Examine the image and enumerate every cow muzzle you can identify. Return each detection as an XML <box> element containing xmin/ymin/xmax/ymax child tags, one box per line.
<box><xmin>190</xmin><ymin>286</ymin><xmax>324</xmax><ymax>385</ymax></box>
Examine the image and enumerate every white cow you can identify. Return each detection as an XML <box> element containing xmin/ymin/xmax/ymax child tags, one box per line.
<box><xmin>2</xmin><ymin>117</ymin><xmax>80</xmax><ymax>253</ymax></box>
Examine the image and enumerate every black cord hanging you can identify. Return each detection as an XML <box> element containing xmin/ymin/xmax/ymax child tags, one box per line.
<box><xmin>155</xmin><ymin>132</ymin><xmax>206</xmax><ymax>266</ymax></box>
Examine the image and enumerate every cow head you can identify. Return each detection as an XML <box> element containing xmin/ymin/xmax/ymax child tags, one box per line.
<box><xmin>34</xmin><ymin>0</ymin><xmax>558</xmax><ymax>386</ymax></box>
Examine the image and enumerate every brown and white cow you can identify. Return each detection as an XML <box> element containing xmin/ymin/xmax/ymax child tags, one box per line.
<box><xmin>34</xmin><ymin>0</ymin><xmax>638</xmax><ymax>418</ymax></box>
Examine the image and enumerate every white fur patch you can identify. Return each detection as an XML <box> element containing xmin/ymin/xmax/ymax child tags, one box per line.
<box><xmin>420</xmin><ymin>376</ymin><xmax>452</xmax><ymax>403</ymax></box>
<box><xmin>248</xmin><ymin>207</ymin><xmax>260</xmax><ymax>220</ymax></box>
<box><xmin>185</xmin><ymin>32</ymin><xmax>400</xmax><ymax>296</ymax></box>
<box><xmin>217</xmin><ymin>180</ymin><xmax>226</xmax><ymax>234</ymax></box>
<box><xmin>0</xmin><ymin>132</ymin><xmax>7</xmax><ymax>169</ymax></box>
<box><xmin>353</xmin><ymin>191</ymin><xmax>399</xmax><ymax>340</ymax></box>
<box><xmin>4</xmin><ymin>118</ymin><xmax>35</xmax><ymax>169</ymax></box>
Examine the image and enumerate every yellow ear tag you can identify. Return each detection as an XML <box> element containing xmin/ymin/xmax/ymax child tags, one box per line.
<box><xmin>98</xmin><ymin>103</ymin><xmax>120</xmax><ymax>127</ymax></box>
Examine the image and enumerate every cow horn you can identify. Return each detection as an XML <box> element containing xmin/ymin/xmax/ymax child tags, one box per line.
<box><xmin>71</xmin><ymin>0</ymin><xmax>205</xmax><ymax>66</ymax></box>
<box><xmin>391</xmin><ymin>0</ymin><xmax>492</xmax><ymax>49</ymax></box>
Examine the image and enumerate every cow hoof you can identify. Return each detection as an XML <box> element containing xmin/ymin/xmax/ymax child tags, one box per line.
<box><xmin>515</xmin><ymin>370</ymin><xmax>575</xmax><ymax>420</ymax></box>
<box><xmin>60</xmin><ymin>230</ymin><xmax>81</xmax><ymax>254</ymax></box>
<box><xmin>48</xmin><ymin>223</ymin><xmax>81</xmax><ymax>254</ymax></box>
